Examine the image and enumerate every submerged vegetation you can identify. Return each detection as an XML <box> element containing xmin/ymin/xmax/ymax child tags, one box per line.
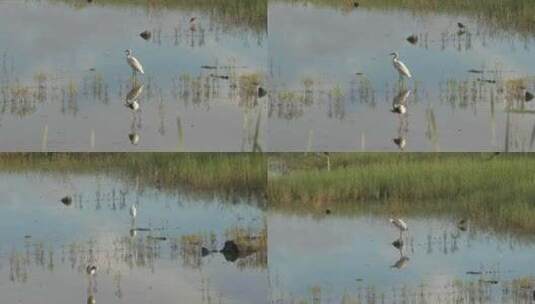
<box><xmin>268</xmin><ymin>153</ymin><xmax>535</xmax><ymax>234</ymax></box>
<box><xmin>0</xmin><ymin>153</ymin><xmax>266</xmax><ymax>194</ymax></box>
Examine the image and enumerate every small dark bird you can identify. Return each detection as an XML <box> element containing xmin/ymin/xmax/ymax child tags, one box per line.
<box><xmin>87</xmin><ymin>0</ymin><xmax>93</xmax><ymax>3</ymax></box>
<box><xmin>325</xmin><ymin>209</ymin><xmax>331</xmax><ymax>215</ymax></box>
<box><xmin>525</xmin><ymin>91</ymin><xmax>534</xmax><ymax>102</ymax></box>
<box><xmin>457</xmin><ymin>22</ymin><xmax>465</xmax><ymax>29</ymax></box>
<box><xmin>353</xmin><ymin>2</ymin><xmax>359</xmax><ymax>8</ymax></box>
<box><xmin>189</xmin><ymin>17</ymin><xmax>197</xmax><ymax>23</ymax></box>
<box><xmin>140</xmin><ymin>30</ymin><xmax>151</xmax><ymax>40</ymax></box>
<box><xmin>61</xmin><ymin>196</ymin><xmax>72</xmax><ymax>206</ymax></box>
<box><xmin>406</xmin><ymin>34</ymin><xmax>418</xmax><ymax>45</ymax></box>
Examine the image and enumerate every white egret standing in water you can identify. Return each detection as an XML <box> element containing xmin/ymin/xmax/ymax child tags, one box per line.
<box><xmin>389</xmin><ymin>218</ymin><xmax>408</xmax><ymax>239</ymax></box>
<box><xmin>390</xmin><ymin>52</ymin><xmax>412</xmax><ymax>87</ymax></box>
<box><xmin>125</xmin><ymin>49</ymin><xmax>144</xmax><ymax>77</ymax></box>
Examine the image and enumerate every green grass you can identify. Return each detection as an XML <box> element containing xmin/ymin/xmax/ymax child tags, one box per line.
<box><xmin>0</xmin><ymin>153</ymin><xmax>266</xmax><ymax>194</ymax></box>
<box><xmin>268</xmin><ymin>153</ymin><xmax>535</xmax><ymax>234</ymax></box>
<box><xmin>276</xmin><ymin>0</ymin><xmax>535</xmax><ymax>37</ymax></box>
<box><xmin>54</xmin><ymin>0</ymin><xmax>266</xmax><ymax>34</ymax></box>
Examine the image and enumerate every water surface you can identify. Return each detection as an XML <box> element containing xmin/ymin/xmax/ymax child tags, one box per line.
<box><xmin>0</xmin><ymin>172</ymin><xmax>267</xmax><ymax>303</ymax></box>
<box><xmin>268</xmin><ymin>211</ymin><xmax>535</xmax><ymax>303</ymax></box>
<box><xmin>0</xmin><ymin>0</ymin><xmax>267</xmax><ymax>151</ymax></box>
<box><xmin>268</xmin><ymin>2</ymin><xmax>535</xmax><ymax>151</ymax></box>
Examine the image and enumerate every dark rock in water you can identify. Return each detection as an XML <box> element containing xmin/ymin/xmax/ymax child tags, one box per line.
<box><xmin>325</xmin><ymin>209</ymin><xmax>331</xmax><ymax>215</ymax></box>
<box><xmin>61</xmin><ymin>196</ymin><xmax>72</xmax><ymax>206</ymax></box>
<box><xmin>406</xmin><ymin>35</ymin><xmax>418</xmax><ymax>45</ymax></box>
<box><xmin>220</xmin><ymin>240</ymin><xmax>240</xmax><ymax>262</ymax></box>
<box><xmin>140</xmin><ymin>30</ymin><xmax>152</xmax><ymax>40</ymax></box>
<box><xmin>201</xmin><ymin>247</ymin><xmax>210</xmax><ymax>257</ymax></box>
<box><xmin>392</xmin><ymin>239</ymin><xmax>404</xmax><ymax>249</ymax></box>
<box><xmin>525</xmin><ymin>91</ymin><xmax>534</xmax><ymax>102</ymax></box>
<box><xmin>87</xmin><ymin>295</ymin><xmax>96</xmax><ymax>304</ymax></box>
<box><xmin>258</xmin><ymin>86</ymin><xmax>267</xmax><ymax>98</ymax></box>
<box><xmin>353</xmin><ymin>2</ymin><xmax>359</xmax><ymax>8</ymax></box>
<box><xmin>87</xmin><ymin>0</ymin><xmax>93</xmax><ymax>3</ymax></box>
<box><xmin>457</xmin><ymin>22</ymin><xmax>465</xmax><ymax>29</ymax></box>
<box><xmin>480</xmin><ymin>279</ymin><xmax>499</xmax><ymax>284</ymax></box>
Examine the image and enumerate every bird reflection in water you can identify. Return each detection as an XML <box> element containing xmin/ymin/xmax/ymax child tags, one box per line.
<box><xmin>392</xmin><ymin>89</ymin><xmax>410</xmax><ymax>150</ymax></box>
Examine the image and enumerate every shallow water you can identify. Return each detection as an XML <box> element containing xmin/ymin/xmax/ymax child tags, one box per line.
<box><xmin>268</xmin><ymin>212</ymin><xmax>535</xmax><ymax>303</ymax></box>
<box><xmin>0</xmin><ymin>172</ymin><xmax>267</xmax><ymax>303</ymax></box>
<box><xmin>0</xmin><ymin>0</ymin><xmax>267</xmax><ymax>151</ymax></box>
<box><xmin>267</xmin><ymin>2</ymin><xmax>535</xmax><ymax>151</ymax></box>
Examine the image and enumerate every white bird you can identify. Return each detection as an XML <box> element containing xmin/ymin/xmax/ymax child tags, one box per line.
<box><xmin>390</xmin><ymin>52</ymin><xmax>412</xmax><ymax>79</ymax></box>
<box><xmin>130</xmin><ymin>204</ymin><xmax>137</xmax><ymax>218</ymax></box>
<box><xmin>125</xmin><ymin>49</ymin><xmax>144</xmax><ymax>75</ymax></box>
<box><xmin>389</xmin><ymin>218</ymin><xmax>408</xmax><ymax>238</ymax></box>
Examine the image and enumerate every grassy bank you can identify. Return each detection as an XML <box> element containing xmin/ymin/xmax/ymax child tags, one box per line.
<box><xmin>276</xmin><ymin>0</ymin><xmax>535</xmax><ymax>36</ymax></box>
<box><xmin>0</xmin><ymin>153</ymin><xmax>266</xmax><ymax>194</ymax></box>
<box><xmin>54</xmin><ymin>0</ymin><xmax>266</xmax><ymax>34</ymax></box>
<box><xmin>268</xmin><ymin>153</ymin><xmax>535</xmax><ymax>233</ymax></box>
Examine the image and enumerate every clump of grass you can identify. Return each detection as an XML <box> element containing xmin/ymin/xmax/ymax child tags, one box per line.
<box><xmin>0</xmin><ymin>153</ymin><xmax>266</xmax><ymax>194</ymax></box>
<box><xmin>268</xmin><ymin>153</ymin><xmax>535</xmax><ymax>234</ymax></box>
<box><xmin>239</xmin><ymin>72</ymin><xmax>263</xmax><ymax>103</ymax></box>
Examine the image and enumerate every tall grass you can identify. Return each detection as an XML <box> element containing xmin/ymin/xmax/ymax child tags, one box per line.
<box><xmin>268</xmin><ymin>153</ymin><xmax>535</xmax><ymax>233</ymax></box>
<box><xmin>0</xmin><ymin>153</ymin><xmax>266</xmax><ymax>194</ymax></box>
<box><xmin>54</xmin><ymin>0</ymin><xmax>267</xmax><ymax>33</ymax></box>
<box><xmin>276</xmin><ymin>0</ymin><xmax>535</xmax><ymax>37</ymax></box>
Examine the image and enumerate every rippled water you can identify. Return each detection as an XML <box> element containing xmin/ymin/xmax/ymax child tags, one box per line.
<box><xmin>267</xmin><ymin>2</ymin><xmax>535</xmax><ymax>151</ymax></box>
<box><xmin>0</xmin><ymin>172</ymin><xmax>267</xmax><ymax>303</ymax></box>
<box><xmin>0</xmin><ymin>0</ymin><xmax>267</xmax><ymax>151</ymax></box>
<box><xmin>268</xmin><ymin>212</ymin><xmax>535</xmax><ymax>303</ymax></box>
